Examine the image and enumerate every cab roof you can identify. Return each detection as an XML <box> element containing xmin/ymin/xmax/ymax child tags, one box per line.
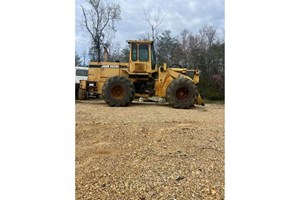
<box><xmin>127</xmin><ymin>40</ymin><xmax>153</xmax><ymax>44</ymax></box>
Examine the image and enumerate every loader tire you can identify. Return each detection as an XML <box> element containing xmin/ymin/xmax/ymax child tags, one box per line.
<box><xmin>102</xmin><ymin>76</ymin><xmax>135</xmax><ymax>107</ymax></box>
<box><xmin>78</xmin><ymin>88</ymin><xmax>87</xmax><ymax>100</ymax></box>
<box><xmin>166</xmin><ymin>78</ymin><xmax>198</xmax><ymax>109</ymax></box>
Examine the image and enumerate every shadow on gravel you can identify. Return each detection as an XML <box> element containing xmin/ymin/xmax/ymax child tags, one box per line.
<box><xmin>75</xmin><ymin>99</ymin><xmax>207</xmax><ymax>110</ymax></box>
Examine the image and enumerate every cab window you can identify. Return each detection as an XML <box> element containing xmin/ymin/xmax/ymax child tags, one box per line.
<box><xmin>131</xmin><ymin>44</ymin><xmax>137</xmax><ymax>61</ymax></box>
<box><xmin>139</xmin><ymin>44</ymin><xmax>149</xmax><ymax>61</ymax></box>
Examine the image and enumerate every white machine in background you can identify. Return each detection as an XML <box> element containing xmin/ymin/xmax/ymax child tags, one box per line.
<box><xmin>75</xmin><ymin>66</ymin><xmax>88</xmax><ymax>99</ymax></box>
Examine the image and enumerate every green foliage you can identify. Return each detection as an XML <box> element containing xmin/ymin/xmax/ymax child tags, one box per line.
<box><xmin>108</xmin><ymin>44</ymin><xmax>130</xmax><ymax>62</ymax></box>
<box><xmin>199</xmin><ymin>75</ymin><xmax>224</xmax><ymax>101</ymax></box>
<box><xmin>156</xmin><ymin>30</ymin><xmax>180</xmax><ymax>66</ymax></box>
<box><xmin>203</xmin><ymin>86</ymin><xmax>224</xmax><ymax>101</ymax></box>
<box><xmin>120</xmin><ymin>47</ymin><xmax>130</xmax><ymax>62</ymax></box>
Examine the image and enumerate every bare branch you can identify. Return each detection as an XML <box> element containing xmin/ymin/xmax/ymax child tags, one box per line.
<box><xmin>143</xmin><ymin>8</ymin><xmax>166</xmax><ymax>42</ymax></box>
<box><xmin>143</xmin><ymin>9</ymin><xmax>153</xmax><ymax>30</ymax></box>
<box><xmin>81</xmin><ymin>6</ymin><xmax>95</xmax><ymax>41</ymax></box>
<box><xmin>100</xmin><ymin>7</ymin><xmax>111</xmax><ymax>33</ymax></box>
<box><xmin>153</xmin><ymin>10</ymin><xmax>166</xmax><ymax>29</ymax></box>
<box><xmin>81</xmin><ymin>0</ymin><xmax>121</xmax><ymax>62</ymax></box>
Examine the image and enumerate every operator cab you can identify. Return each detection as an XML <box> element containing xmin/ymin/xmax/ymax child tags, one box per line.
<box><xmin>127</xmin><ymin>40</ymin><xmax>157</xmax><ymax>74</ymax></box>
<box><xmin>127</xmin><ymin>40</ymin><xmax>157</xmax><ymax>96</ymax></box>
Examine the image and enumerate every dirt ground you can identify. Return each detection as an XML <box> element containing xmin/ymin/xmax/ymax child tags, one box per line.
<box><xmin>76</xmin><ymin>99</ymin><xmax>224</xmax><ymax>200</ymax></box>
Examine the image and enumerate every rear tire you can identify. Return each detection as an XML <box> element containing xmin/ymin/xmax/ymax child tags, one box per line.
<box><xmin>102</xmin><ymin>76</ymin><xmax>135</xmax><ymax>107</ymax></box>
<box><xmin>166</xmin><ymin>78</ymin><xmax>198</xmax><ymax>109</ymax></box>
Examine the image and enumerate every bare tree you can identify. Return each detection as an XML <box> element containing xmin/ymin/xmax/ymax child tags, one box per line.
<box><xmin>143</xmin><ymin>8</ymin><xmax>166</xmax><ymax>44</ymax></box>
<box><xmin>75</xmin><ymin>51</ymin><xmax>82</xmax><ymax>66</ymax></box>
<box><xmin>82</xmin><ymin>50</ymin><xmax>87</xmax><ymax>67</ymax></box>
<box><xmin>199</xmin><ymin>24</ymin><xmax>217</xmax><ymax>48</ymax></box>
<box><xmin>81</xmin><ymin>0</ymin><xmax>121</xmax><ymax>62</ymax></box>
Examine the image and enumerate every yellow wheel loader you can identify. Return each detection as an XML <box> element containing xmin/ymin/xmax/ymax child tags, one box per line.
<box><xmin>78</xmin><ymin>40</ymin><xmax>204</xmax><ymax>109</ymax></box>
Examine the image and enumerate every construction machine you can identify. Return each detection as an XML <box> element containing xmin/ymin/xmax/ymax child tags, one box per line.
<box><xmin>78</xmin><ymin>40</ymin><xmax>204</xmax><ymax>109</ymax></box>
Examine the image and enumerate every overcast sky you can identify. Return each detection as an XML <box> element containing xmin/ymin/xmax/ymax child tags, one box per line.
<box><xmin>76</xmin><ymin>0</ymin><xmax>224</xmax><ymax>57</ymax></box>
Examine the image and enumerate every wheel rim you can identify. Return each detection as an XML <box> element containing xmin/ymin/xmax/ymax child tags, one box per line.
<box><xmin>176</xmin><ymin>87</ymin><xmax>189</xmax><ymax>100</ymax></box>
<box><xmin>111</xmin><ymin>85</ymin><xmax>125</xmax><ymax>99</ymax></box>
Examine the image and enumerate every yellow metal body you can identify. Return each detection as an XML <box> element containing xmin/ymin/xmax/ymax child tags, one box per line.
<box><xmin>79</xmin><ymin>40</ymin><xmax>204</xmax><ymax>105</ymax></box>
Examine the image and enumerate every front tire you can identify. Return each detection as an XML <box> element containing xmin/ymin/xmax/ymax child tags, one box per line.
<box><xmin>102</xmin><ymin>76</ymin><xmax>135</xmax><ymax>107</ymax></box>
<box><xmin>166</xmin><ymin>78</ymin><xmax>198</xmax><ymax>109</ymax></box>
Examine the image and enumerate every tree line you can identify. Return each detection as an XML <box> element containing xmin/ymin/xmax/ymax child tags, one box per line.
<box><xmin>76</xmin><ymin>0</ymin><xmax>224</xmax><ymax>100</ymax></box>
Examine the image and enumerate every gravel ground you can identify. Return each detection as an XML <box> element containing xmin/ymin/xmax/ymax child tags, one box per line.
<box><xmin>76</xmin><ymin>99</ymin><xmax>224</xmax><ymax>200</ymax></box>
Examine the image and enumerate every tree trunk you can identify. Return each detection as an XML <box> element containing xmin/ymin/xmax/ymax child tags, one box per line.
<box><xmin>97</xmin><ymin>43</ymin><xmax>101</xmax><ymax>62</ymax></box>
